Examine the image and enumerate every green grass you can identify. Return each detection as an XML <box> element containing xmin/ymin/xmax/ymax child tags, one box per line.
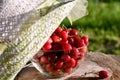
<box><xmin>64</xmin><ymin>1</ymin><xmax>120</xmax><ymax>55</ymax></box>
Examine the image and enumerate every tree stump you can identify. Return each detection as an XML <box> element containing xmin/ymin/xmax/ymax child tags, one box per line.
<box><xmin>15</xmin><ymin>52</ymin><xmax>120</xmax><ymax>80</ymax></box>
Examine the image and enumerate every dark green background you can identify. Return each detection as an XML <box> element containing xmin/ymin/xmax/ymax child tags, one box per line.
<box><xmin>0</xmin><ymin>0</ymin><xmax>2</xmax><ymax>3</ymax></box>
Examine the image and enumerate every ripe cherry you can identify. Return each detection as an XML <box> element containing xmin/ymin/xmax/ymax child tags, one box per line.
<box><xmin>60</xmin><ymin>31</ymin><xmax>68</xmax><ymax>40</ymax></box>
<box><xmin>82</xmin><ymin>35</ymin><xmax>89</xmax><ymax>45</ymax></box>
<box><xmin>79</xmin><ymin>46</ymin><xmax>87</xmax><ymax>54</ymax></box>
<box><xmin>52</xmin><ymin>69</ymin><xmax>61</xmax><ymax>76</ymax></box>
<box><xmin>74</xmin><ymin>35</ymin><xmax>79</xmax><ymax>40</ymax></box>
<box><xmin>39</xmin><ymin>56</ymin><xmax>48</xmax><ymax>64</ymax></box>
<box><xmin>61</xmin><ymin>54</ymin><xmax>71</xmax><ymax>62</ymax></box>
<box><xmin>64</xmin><ymin>67</ymin><xmax>71</xmax><ymax>74</ymax></box>
<box><xmin>73</xmin><ymin>59</ymin><xmax>80</xmax><ymax>68</ymax></box>
<box><xmin>64</xmin><ymin>29</ymin><xmax>69</xmax><ymax>34</ymax></box>
<box><xmin>42</xmin><ymin>43</ymin><xmax>52</xmax><ymax>51</ymax></box>
<box><xmin>60</xmin><ymin>39</ymin><xmax>68</xmax><ymax>45</ymax></box>
<box><xmin>79</xmin><ymin>52</ymin><xmax>85</xmax><ymax>60</ymax></box>
<box><xmin>48</xmin><ymin>54</ymin><xmax>58</xmax><ymax>62</ymax></box>
<box><xmin>62</xmin><ymin>43</ymin><xmax>72</xmax><ymax>51</ymax></box>
<box><xmin>46</xmin><ymin>38</ymin><xmax>53</xmax><ymax>44</ymax></box>
<box><xmin>75</xmin><ymin>38</ymin><xmax>85</xmax><ymax>47</ymax></box>
<box><xmin>69</xmin><ymin>29</ymin><xmax>78</xmax><ymax>36</ymax></box>
<box><xmin>52</xmin><ymin>35</ymin><xmax>61</xmax><ymax>43</ymax></box>
<box><xmin>55</xmin><ymin>26</ymin><xmax>63</xmax><ymax>33</ymax></box>
<box><xmin>68</xmin><ymin>37</ymin><xmax>74</xmax><ymax>45</ymax></box>
<box><xmin>56</xmin><ymin>61</ymin><xmax>63</xmax><ymax>69</ymax></box>
<box><xmin>99</xmin><ymin>70</ymin><xmax>109</xmax><ymax>79</ymax></box>
<box><xmin>70</xmin><ymin>47</ymin><xmax>79</xmax><ymax>59</ymax></box>
<box><xmin>52</xmin><ymin>43</ymin><xmax>62</xmax><ymax>50</ymax></box>
<box><xmin>45</xmin><ymin>64</ymin><xmax>54</xmax><ymax>72</ymax></box>
<box><xmin>67</xmin><ymin>58</ymin><xmax>76</xmax><ymax>68</ymax></box>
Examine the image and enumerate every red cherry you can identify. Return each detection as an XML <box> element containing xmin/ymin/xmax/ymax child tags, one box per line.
<box><xmin>48</xmin><ymin>54</ymin><xmax>58</xmax><ymax>62</ymax></box>
<box><xmin>68</xmin><ymin>37</ymin><xmax>74</xmax><ymax>45</ymax></box>
<box><xmin>52</xmin><ymin>35</ymin><xmax>61</xmax><ymax>43</ymax></box>
<box><xmin>39</xmin><ymin>56</ymin><xmax>48</xmax><ymax>64</ymax></box>
<box><xmin>45</xmin><ymin>64</ymin><xmax>54</xmax><ymax>72</ymax></box>
<box><xmin>78</xmin><ymin>52</ymin><xmax>85</xmax><ymax>60</ymax></box>
<box><xmin>69</xmin><ymin>29</ymin><xmax>78</xmax><ymax>36</ymax></box>
<box><xmin>60</xmin><ymin>39</ymin><xmax>68</xmax><ymax>45</ymax></box>
<box><xmin>61</xmin><ymin>54</ymin><xmax>71</xmax><ymax>62</ymax></box>
<box><xmin>52</xmin><ymin>43</ymin><xmax>62</xmax><ymax>50</ymax></box>
<box><xmin>52</xmin><ymin>69</ymin><xmax>61</xmax><ymax>76</ymax></box>
<box><xmin>42</xmin><ymin>43</ymin><xmax>52</xmax><ymax>51</ymax></box>
<box><xmin>75</xmin><ymin>38</ymin><xmax>85</xmax><ymax>47</ymax></box>
<box><xmin>79</xmin><ymin>46</ymin><xmax>87</xmax><ymax>54</ymax></box>
<box><xmin>73</xmin><ymin>35</ymin><xmax>80</xmax><ymax>46</ymax></box>
<box><xmin>51</xmin><ymin>33</ymin><xmax>56</xmax><ymax>37</ymax></box>
<box><xmin>78</xmin><ymin>47</ymin><xmax>87</xmax><ymax>59</ymax></box>
<box><xmin>47</xmin><ymin>38</ymin><xmax>53</xmax><ymax>44</ymax></box>
<box><xmin>60</xmin><ymin>40</ymin><xmax>68</xmax><ymax>50</ymax></box>
<box><xmin>99</xmin><ymin>70</ymin><xmax>109</xmax><ymax>79</ymax></box>
<box><xmin>64</xmin><ymin>67</ymin><xmax>71</xmax><ymax>74</ymax></box>
<box><xmin>82</xmin><ymin>35</ymin><xmax>89</xmax><ymax>45</ymax></box>
<box><xmin>73</xmin><ymin>59</ymin><xmax>80</xmax><ymax>68</ymax></box>
<box><xmin>56</xmin><ymin>61</ymin><xmax>63</xmax><ymax>69</ymax></box>
<box><xmin>70</xmin><ymin>47</ymin><xmax>79</xmax><ymax>59</ymax></box>
<box><xmin>55</xmin><ymin>26</ymin><xmax>63</xmax><ymax>33</ymax></box>
<box><xmin>60</xmin><ymin>31</ymin><xmax>68</xmax><ymax>40</ymax></box>
<box><xmin>62</xmin><ymin>43</ymin><xmax>72</xmax><ymax>51</ymax></box>
<box><xmin>64</xmin><ymin>29</ymin><xmax>69</xmax><ymax>34</ymax></box>
<box><xmin>74</xmin><ymin>35</ymin><xmax>80</xmax><ymax>40</ymax></box>
<box><xmin>67</xmin><ymin>58</ymin><xmax>76</xmax><ymax>68</ymax></box>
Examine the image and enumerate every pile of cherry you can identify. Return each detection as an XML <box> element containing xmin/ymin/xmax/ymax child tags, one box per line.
<box><xmin>33</xmin><ymin>26</ymin><xmax>89</xmax><ymax>76</ymax></box>
<box><xmin>33</xmin><ymin>26</ymin><xmax>110</xmax><ymax>79</ymax></box>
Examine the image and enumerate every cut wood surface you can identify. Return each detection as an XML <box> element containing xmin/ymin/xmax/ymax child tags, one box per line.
<box><xmin>15</xmin><ymin>52</ymin><xmax>120</xmax><ymax>80</ymax></box>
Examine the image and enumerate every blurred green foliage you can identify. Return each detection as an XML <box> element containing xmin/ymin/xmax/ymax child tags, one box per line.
<box><xmin>64</xmin><ymin>0</ymin><xmax>120</xmax><ymax>55</ymax></box>
<box><xmin>98</xmin><ymin>0</ymin><xmax>120</xmax><ymax>2</ymax></box>
<box><xmin>0</xmin><ymin>0</ymin><xmax>2</xmax><ymax>3</ymax></box>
